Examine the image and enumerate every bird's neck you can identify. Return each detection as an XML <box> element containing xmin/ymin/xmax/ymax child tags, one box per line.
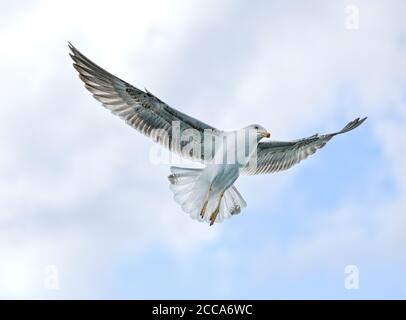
<box><xmin>235</xmin><ymin>129</ymin><xmax>260</xmax><ymax>167</ymax></box>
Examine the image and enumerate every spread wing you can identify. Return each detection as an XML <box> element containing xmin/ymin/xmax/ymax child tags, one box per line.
<box><xmin>241</xmin><ymin>117</ymin><xmax>367</xmax><ymax>175</ymax></box>
<box><xmin>68</xmin><ymin>43</ymin><xmax>220</xmax><ymax>161</ymax></box>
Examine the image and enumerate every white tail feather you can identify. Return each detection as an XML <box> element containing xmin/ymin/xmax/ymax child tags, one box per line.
<box><xmin>168</xmin><ymin>166</ymin><xmax>247</xmax><ymax>224</ymax></box>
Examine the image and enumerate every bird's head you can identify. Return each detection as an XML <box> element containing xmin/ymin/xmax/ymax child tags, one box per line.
<box><xmin>245</xmin><ymin>124</ymin><xmax>271</xmax><ymax>140</ymax></box>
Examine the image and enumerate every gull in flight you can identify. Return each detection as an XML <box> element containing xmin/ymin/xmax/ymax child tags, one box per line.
<box><xmin>69</xmin><ymin>43</ymin><xmax>367</xmax><ymax>226</ymax></box>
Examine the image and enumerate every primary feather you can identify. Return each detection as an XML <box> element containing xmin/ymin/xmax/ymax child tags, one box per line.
<box><xmin>69</xmin><ymin>42</ymin><xmax>219</xmax><ymax>162</ymax></box>
<box><xmin>241</xmin><ymin>117</ymin><xmax>367</xmax><ymax>175</ymax></box>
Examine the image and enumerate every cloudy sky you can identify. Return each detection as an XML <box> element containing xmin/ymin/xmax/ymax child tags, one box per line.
<box><xmin>0</xmin><ymin>0</ymin><xmax>405</xmax><ymax>299</ymax></box>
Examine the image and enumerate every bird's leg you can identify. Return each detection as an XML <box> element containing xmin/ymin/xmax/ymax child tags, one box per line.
<box><xmin>200</xmin><ymin>185</ymin><xmax>212</xmax><ymax>218</ymax></box>
<box><xmin>209</xmin><ymin>191</ymin><xmax>224</xmax><ymax>226</ymax></box>
<box><xmin>200</xmin><ymin>200</ymin><xmax>208</xmax><ymax>218</ymax></box>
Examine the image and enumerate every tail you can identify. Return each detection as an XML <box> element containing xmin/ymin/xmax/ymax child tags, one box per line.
<box><xmin>168</xmin><ymin>166</ymin><xmax>247</xmax><ymax>224</ymax></box>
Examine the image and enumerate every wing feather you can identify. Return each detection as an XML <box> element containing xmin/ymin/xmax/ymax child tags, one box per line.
<box><xmin>69</xmin><ymin>43</ymin><xmax>219</xmax><ymax>161</ymax></box>
<box><xmin>241</xmin><ymin>117</ymin><xmax>367</xmax><ymax>175</ymax></box>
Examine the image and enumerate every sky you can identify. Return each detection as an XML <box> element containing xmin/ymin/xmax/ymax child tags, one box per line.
<box><xmin>0</xmin><ymin>0</ymin><xmax>405</xmax><ymax>299</ymax></box>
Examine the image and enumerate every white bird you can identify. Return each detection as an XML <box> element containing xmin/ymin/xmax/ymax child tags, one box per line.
<box><xmin>69</xmin><ymin>43</ymin><xmax>367</xmax><ymax>226</ymax></box>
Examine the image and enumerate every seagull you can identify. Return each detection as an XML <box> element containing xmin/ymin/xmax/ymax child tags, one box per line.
<box><xmin>68</xmin><ymin>43</ymin><xmax>367</xmax><ymax>226</ymax></box>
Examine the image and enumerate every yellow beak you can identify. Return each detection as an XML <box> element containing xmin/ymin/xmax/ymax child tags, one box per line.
<box><xmin>260</xmin><ymin>131</ymin><xmax>271</xmax><ymax>138</ymax></box>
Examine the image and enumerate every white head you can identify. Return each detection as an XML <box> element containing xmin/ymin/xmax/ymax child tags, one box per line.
<box><xmin>244</xmin><ymin>124</ymin><xmax>271</xmax><ymax>141</ymax></box>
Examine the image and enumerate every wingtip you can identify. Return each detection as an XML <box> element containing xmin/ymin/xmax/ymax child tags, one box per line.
<box><xmin>67</xmin><ymin>42</ymin><xmax>76</xmax><ymax>57</ymax></box>
<box><xmin>67</xmin><ymin>42</ymin><xmax>84</xmax><ymax>63</ymax></box>
<box><xmin>335</xmin><ymin>116</ymin><xmax>368</xmax><ymax>135</ymax></box>
<box><xmin>353</xmin><ymin>116</ymin><xmax>367</xmax><ymax>129</ymax></box>
<box><xmin>67</xmin><ymin>42</ymin><xmax>80</xmax><ymax>56</ymax></box>
<box><xmin>356</xmin><ymin>116</ymin><xmax>368</xmax><ymax>127</ymax></box>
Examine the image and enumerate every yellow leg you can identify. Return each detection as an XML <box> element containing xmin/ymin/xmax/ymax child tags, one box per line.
<box><xmin>200</xmin><ymin>185</ymin><xmax>212</xmax><ymax>218</ymax></box>
<box><xmin>200</xmin><ymin>200</ymin><xmax>208</xmax><ymax>218</ymax></box>
<box><xmin>209</xmin><ymin>192</ymin><xmax>224</xmax><ymax>226</ymax></box>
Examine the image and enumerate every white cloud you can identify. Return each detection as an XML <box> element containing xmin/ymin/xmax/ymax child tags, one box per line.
<box><xmin>0</xmin><ymin>0</ymin><xmax>405</xmax><ymax>298</ymax></box>
<box><xmin>238</xmin><ymin>0</ymin><xmax>406</xmax><ymax>290</ymax></box>
<box><xmin>0</xmin><ymin>0</ymin><xmax>223</xmax><ymax>298</ymax></box>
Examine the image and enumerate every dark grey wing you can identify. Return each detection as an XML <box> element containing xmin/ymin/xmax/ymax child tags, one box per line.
<box><xmin>241</xmin><ymin>117</ymin><xmax>367</xmax><ymax>175</ymax></box>
<box><xmin>68</xmin><ymin>43</ymin><xmax>219</xmax><ymax>161</ymax></box>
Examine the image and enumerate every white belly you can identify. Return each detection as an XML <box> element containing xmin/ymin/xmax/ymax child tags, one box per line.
<box><xmin>202</xmin><ymin>164</ymin><xmax>240</xmax><ymax>194</ymax></box>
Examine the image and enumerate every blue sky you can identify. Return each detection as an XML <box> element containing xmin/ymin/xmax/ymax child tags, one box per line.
<box><xmin>0</xmin><ymin>0</ymin><xmax>405</xmax><ymax>299</ymax></box>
